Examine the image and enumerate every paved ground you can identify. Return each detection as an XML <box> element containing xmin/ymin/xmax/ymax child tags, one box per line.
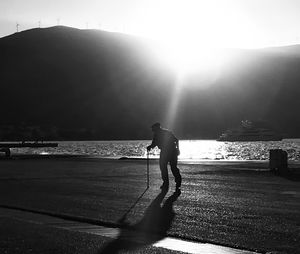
<box><xmin>0</xmin><ymin>207</ymin><xmax>258</xmax><ymax>254</ymax></box>
<box><xmin>0</xmin><ymin>155</ymin><xmax>299</xmax><ymax>253</ymax></box>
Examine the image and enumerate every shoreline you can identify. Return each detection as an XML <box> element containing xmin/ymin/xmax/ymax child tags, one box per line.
<box><xmin>2</xmin><ymin>139</ymin><xmax>300</xmax><ymax>162</ymax></box>
<box><xmin>2</xmin><ymin>152</ymin><xmax>300</xmax><ymax>166</ymax></box>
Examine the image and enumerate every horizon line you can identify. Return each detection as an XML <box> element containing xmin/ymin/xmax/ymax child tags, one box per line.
<box><xmin>1</xmin><ymin>25</ymin><xmax>300</xmax><ymax>50</ymax></box>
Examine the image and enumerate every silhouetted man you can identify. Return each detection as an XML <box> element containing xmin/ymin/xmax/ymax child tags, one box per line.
<box><xmin>147</xmin><ymin>123</ymin><xmax>182</xmax><ymax>190</ymax></box>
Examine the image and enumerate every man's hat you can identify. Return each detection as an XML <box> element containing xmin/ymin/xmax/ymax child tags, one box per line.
<box><xmin>151</xmin><ymin>122</ymin><xmax>161</xmax><ymax>129</ymax></box>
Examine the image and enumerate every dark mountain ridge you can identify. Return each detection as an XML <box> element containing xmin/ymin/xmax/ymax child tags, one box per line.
<box><xmin>1</xmin><ymin>26</ymin><xmax>300</xmax><ymax>140</ymax></box>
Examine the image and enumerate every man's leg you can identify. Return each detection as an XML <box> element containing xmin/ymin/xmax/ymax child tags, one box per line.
<box><xmin>170</xmin><ymin>154</ymin><xmax>182</xmax><ymax>188</ymax></box>
<box><xmin>159</xmin><ymin>153</ymin><xmax>169</xmax><ymax>188</ymax></box>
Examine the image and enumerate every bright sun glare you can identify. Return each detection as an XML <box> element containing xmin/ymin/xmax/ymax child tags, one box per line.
<box><xmin>155</xmin><ymin>41</ymin><xmax>224</xmax><ymax>77</ymax></box>
<box><xmin>133</xmin><ymin>0</ymin><xmax>255</xmax><ymax>76</ymax></box>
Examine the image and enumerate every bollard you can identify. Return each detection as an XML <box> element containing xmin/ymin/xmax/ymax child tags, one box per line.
<box><xmin>269</xmin><ymin>149</ymin><xmax>288</xmax><ymax>173</ymax></box>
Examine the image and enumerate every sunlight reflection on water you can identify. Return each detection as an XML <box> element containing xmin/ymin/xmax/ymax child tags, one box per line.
<box><xmin>10</xmin><ymin>139</ymin><xmax>300</xmax><ymax>161</ymax></box>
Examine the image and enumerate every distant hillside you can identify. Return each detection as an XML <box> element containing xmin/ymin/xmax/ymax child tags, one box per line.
<box><xmin>0</xmin><ymin>26</ymin><xmax>300</xmax><ymax>140</ymax></box>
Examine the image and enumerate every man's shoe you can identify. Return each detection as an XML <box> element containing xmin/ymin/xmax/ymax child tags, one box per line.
<box><xmin>176</xmin><ymin>176</ymin><xmax>182</xmax><ymax>189</ymax></box>
<box><xmin>160</xmin><ymin>183</ymin><xmax>169</xmax><ymax>190</ymax></box>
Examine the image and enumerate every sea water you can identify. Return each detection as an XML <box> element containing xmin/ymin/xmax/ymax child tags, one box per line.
<box><xmin>9</xmin><ymin>139</ymin><xmax>300</xmax><ymax>161</ymax></box>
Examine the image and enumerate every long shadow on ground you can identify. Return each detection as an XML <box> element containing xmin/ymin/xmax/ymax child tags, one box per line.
<box><xmin>98</xmin><ymin>188</ymin><xmax>181</xmax><ymax>254</ymax></box>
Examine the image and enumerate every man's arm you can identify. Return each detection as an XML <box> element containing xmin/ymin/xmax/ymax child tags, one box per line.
<box><xmin>173</xmin><ymin>134</ymin><xmax>180</xmax><ymax>155</ymax></box>
<box><xmin>147</xmin><ymin>134</ymin><xmax>157</xmax><ymax>151</ymax></box>
<box><xmin>147</xmin><ymin>144</ymin><xmax>154</xmax><ymax>151</ymax></box>
<box><xmin>174</xmin><ymin>136</ymin><xmax>179</xmax><ymax>149</ymax></box>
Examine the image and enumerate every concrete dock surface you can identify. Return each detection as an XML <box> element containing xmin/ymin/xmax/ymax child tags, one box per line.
<box><xmin>0</xmin><ymin>155</ymin><xmax>299</xmax><ymax>253</ymax></box>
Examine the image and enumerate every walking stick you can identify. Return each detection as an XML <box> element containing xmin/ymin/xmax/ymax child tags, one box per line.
<box><xmin>118</xmin><ymin>150</ymin><xmax>150</xmax><ymax>224</ymax></box>
<box><xmin>147</xmin><ymin>150</ymin><xmax>150</xmax><ymax>189</ymax></box>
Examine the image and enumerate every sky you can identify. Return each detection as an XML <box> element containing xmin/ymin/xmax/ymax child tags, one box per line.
<box><xmin>1</xmin><ymin>0</ymin><xmax>300</xmax><ymax>49</ymax></box>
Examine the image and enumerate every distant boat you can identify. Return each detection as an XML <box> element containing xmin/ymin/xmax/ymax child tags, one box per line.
<box><xmin>217</xmin><ymin>120</ymin><xmax>282</xmax><ymax>142</ymax></box>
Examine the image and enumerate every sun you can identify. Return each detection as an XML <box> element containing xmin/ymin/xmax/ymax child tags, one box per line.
<box><xmin>130</xmin><ymin>0</ymin><xmax>258</xmax><ymax>76</ymax></box>
<box><xmin>154</xmin><ymin>40</ymin><xmax>224</xmax><ymax>77</ymax></box>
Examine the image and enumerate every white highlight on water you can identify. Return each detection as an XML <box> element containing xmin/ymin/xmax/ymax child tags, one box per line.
<box><xmin>9</xmin><ymin>139</ymin><xmax>300</xmax><ymax>161</ymax></box>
